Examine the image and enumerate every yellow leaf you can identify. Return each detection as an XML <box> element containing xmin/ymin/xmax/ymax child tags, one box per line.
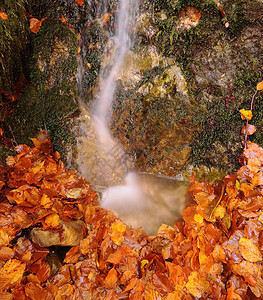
<box><xmin>0</xmin><ymin>230</ymin><xmax>10</xmax><ymax>247</ymax></box>
<box><xmin>259</xmin><ymin>212</ymin><xmax>263</xmax><ymax>224</ymax></box>
<box><xmin>256</xmin><ymin>81</ymin><xmax>263</xmax><ymax>91</ymax></box>
<box><xmin>240</xmin><ymin>109</ymin><xmax>252</xmax><ymax>121</ymax></box>
<box><xmin>185</xmin><ymin>272</ymin><xmax>206</xmax><ymax>298</ymax></box>
<box><xmin>214</xmin><ymin>205</ymin><xmax>226</xmax><ymax>219</ymax></box>
<box><xmin>45</xmin><ymin>213</ymin><xmax>60</xmax><ymax>228</ymax></box>
<box><xmin>0</xmin><ymin>259</ymin><xmax>26</xmax><ymax>285</ymax></box>
<box><xmin>40</xmin><ymin>194</ymin><xmax>52</xmax><ymax>208</ymax></box>
<box><xmin>141</xmin><ymin>259</ymin><xmax>149</xmax><ymax>268</ymax></box>
<box><xmin>239</xmin><ymin>237</ymin><xmax>262</xmax><ymax>262</ymax></box>
<box><xmin>194</xmin><ymin>214</ymin><xmax>203</xmax><ymax>223</ymax></box>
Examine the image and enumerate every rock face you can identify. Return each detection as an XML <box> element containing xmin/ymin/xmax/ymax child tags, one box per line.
<box><xmin>111</xmin><ymin>45</ymin><xmax>195</xmax><ymax>176</ymax></box>
<box><xmin>3</xmin><ymin>0</ymin><xmax>263</xmax><ymax>182</ymax></box>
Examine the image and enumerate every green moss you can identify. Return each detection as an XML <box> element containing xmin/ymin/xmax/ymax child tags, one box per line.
<box><xmin>4</xmin><ymin>20</ymin><xmax>79</xmax><ymax>156</ymax></box>
<box><xmin>0</xmin><ymin>0</ymin><xmax>28</xmax><ymax>93</ymax></box>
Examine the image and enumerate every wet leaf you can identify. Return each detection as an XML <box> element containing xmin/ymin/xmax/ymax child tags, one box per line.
<box><xmin>0</xmin><ymin>11</ymin><xmax>8</xmax><ymax>19</ymax></box>
<box><xmin>29</xmin><ymin>18</ymin><xmax>47</xmax><ymax>34</ymax></box>
<box><xmin>76</xmin><ymin>0</ymin><xmax>84</xmax><ymax>6</ymax></box>
<box><xmin>0</xmin><ymin>259</ymin><xmax>26</xmax><ymax>286</ymax></box>
<box><xmin>105</xmin><ymin>268</ymin><xmax>118</xmax><ymax>287</ymax></box>
<box><xmin>239</xmin><ymin>238</ymin><xmax>262</xmax><ymax>262</ymax></box>
<box><xmin>241</xmin><ymin>124</ymin><xmax>256</xmax><ymax>135</ymax></box>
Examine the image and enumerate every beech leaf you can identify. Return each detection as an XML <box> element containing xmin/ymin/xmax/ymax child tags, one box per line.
<box><xmin>239</xmin><ymin>238</ymin><xmax>262</xmax><ymax>263</ymax></box>
<box><xmin>256</xmin><ymin>81</ymin><xmax>263</xmax><ymax>91</ymax></box>
<box><xmin>0</xmin><ymin>11</ymin><xmax>8</xmax><ymax>19</ymax></box>
<box><xmin>240</xmin><ymin>109</ymin><xmax>252</xmax><ymax>121</ymax></box>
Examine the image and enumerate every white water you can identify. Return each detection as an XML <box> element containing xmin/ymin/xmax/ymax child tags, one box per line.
<box><xmin>92</xmin><ymin>0</ymin><xmax>143</xmax><ymax>208</ymax></box>
<box><xmin>93</xmin><ymin>0</ymin><xmax>137</xmax><ymax>145</ymax></box>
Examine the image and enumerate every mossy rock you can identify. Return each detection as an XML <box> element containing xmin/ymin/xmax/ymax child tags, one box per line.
<box><xmin>4</xmin><ymin>19</ymin><xmax>79</xmax><ymax>158</ymax></box>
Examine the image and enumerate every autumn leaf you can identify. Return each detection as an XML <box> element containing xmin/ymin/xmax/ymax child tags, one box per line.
<box><xmin>60</xmin><ymin>16</ymin><xmax>67</xmax><ymax>23</ymax></box>
<box><xmin>241</xmin><ymin>124</ymin><xmax>256</xmax><ymax>136</ymax></box>
<box><xmin>256</xmin><ymin>81</ymin><xmax>263</xmax><ymax>91</ymax></box>
<box><xmin>240</xmin><ymin>109</ymin><xmax>252</xmax><ymax>121</ymax></box>
<box><xmin>101</xmin><ymin>13</ymin><xmax>111</xmax><ymax>23</ymax></box>
<box><xmin>76</xmin><ymin>0</ymin><xmax>84</xmax><ymax>6</ymax></box>
<box><xmin>239</xmin><ymin>238</ymin><xmax>262</xmax><ymax>263</ymax></box>
<box><xmin>0</xmin><ymin>259</ymin><xmax>26</xmax><ymax>286</ymax></box>
<box><xmin>0</xmin><ymin>11</ymin><xmax>8</xmax><ymax>20</ymax></box>
<box><xmin>29</xmin><ymin>18</ymin><xmax>47</xmax><ymax>34</ymax></box>
<box><xmin>45</xmin><ymin>213</ymin><xmax>60</xmax><ymax>228</ymax></box>
<box><xmin>105</xmin><ymin>268</ymin><xmax>118</xmax><ymax>287</ymax></box>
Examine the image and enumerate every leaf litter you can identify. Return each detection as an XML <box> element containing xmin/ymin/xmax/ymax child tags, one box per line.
<box><xmin>0</xmin><ymin>130</ymin><xmax>261</xmax><ymax>299</ymax></box>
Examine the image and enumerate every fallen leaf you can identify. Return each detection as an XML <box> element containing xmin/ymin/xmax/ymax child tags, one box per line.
<box><xmin>76</xmin><ymin>0</ymin><xmax>84</xmax><ymax>6</ymax></box>
<box><xmin>105</xmin><ymin>268</ymin><xmax>118</xmax><ymax>287</ymax></box>
<box><xmin>0</xmin><ymin>11</ymin><xmax>8</xmax><ymax>19</ymax></box>
<box><xmin>0</xmin><ymin>259</ymin><xmax>26</xmax><ymax>286</ymax></box>
<box><xmin>101</xmin><ymin>13</ymin><xmax>111</xmax><ymax>23</ymax></box>
<box><xmin>239</xmin><ymin>238</ymin><xmax>262</xmax><ymax>262</ymax></box>
<box><xmin>45</xmin><ymin>213</ymin><xmax>60</xmax><ymax>228</ymax></box>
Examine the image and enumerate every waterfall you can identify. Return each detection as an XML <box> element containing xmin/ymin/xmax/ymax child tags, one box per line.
<box><xmin>75</xmin><ymin>0</ymin><xmax>186</xmax><ymax>235</ymax></box>
<box><xmin>94</xmin><ymin>0</ymin><xmax>137</xmax><ymax>145</ymax></box>
<box><xmin>92</xmin><ymin>0</ymin><xmax>146</xmax><ymax>217</ymax></box>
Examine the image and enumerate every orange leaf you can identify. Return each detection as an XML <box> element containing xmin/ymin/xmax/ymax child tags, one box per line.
<box><xmin>0</xmin><ymin>259</ymin><xmax>26</xmax><ymax>286</ymax></box>
<box><xmin>240</xmin><ymin>109</ymin><xmax>252</xmax><ymax>121</ymax></box>
<box><xmin>45</xmin><ymin>213</ymin><xmax>60</xmax><ymax>228</ymax></box>
<box><xmin>239</xmin><ymin>238</ymin><xmax>262</xmax><ymax>262</ymax></box>
<box><xmin>191</xmin><ymin>11</ymin><xmax>201</xmax><ymax>22</ymax></box>
<box><xmin>105</xmin><ymin>267</ymin><xmax>118</xmax><ymax>287</ymax></box>
<box><xmin>60</xmin><ymin>16</ymin><xmax>67</xmax><ymax>23</ymax></box>
<box><xmin>241</xmin><ymin>124</ymin><xmax>256</xmax><ymax>135</ymax></box>
<box><xmin>76</xmin><ymin>0</ymin><xmax>84</xmax><ymax>6</ymax></box>
<box><xmin>29</xmin><ymin>18</ymin><xmax>47</xmax><ymax>34</ymax></box>
<box><xmin>256</xmin><ymin>81</ymin><xmax>263</xmax><ymax>91</ymax></box>
<box><xmin>101</xmin><ymin>13</ymin><xmax>111</xmax><ymax>23</ymax></box>
<box><xmin>0</xmin><ymin>11</ymin><xmax>8</xmax><ymax>20</ymax></box>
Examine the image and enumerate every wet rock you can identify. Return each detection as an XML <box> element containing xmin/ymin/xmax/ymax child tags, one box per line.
<box><xmin>30</xmin><ymin>220</ymin><xmax>85</xmax><ymax>247</ymax></box>
<box><xmin>111</xmin><ymin>45</ymin><xmax>196</xmax><ymax>176</ymax></box>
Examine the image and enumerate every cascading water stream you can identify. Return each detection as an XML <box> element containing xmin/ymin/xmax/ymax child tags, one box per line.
<box><xmin>76</xmin><ymin>0</ymin><xmax>187</xmax><ymax>235</ymax></box>
<box><xmin>92</xmin><ymin>0</ymin><xmax>146</xmax><ymax>215</ymax></box>
<box><xmin>94</xmin><ymin>0</ymin><xmax>136</xmax><ymax>145</ymax></box>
